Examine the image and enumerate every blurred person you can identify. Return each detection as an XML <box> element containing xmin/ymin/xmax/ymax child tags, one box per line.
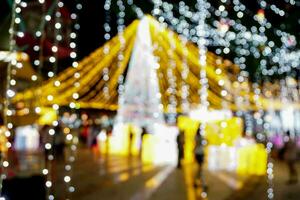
<box><xmin>176</xmin><ymin>128</ymin><xmax>185</xmax><ymax>169</ymax></box>
<box><xmin>283</xmin><ymin>130</ymin><xmax>298</xmax><ymax>184</ymax></box>
<box><xmin>53</xmin><ymin>123</ymin><xmax>65</xmax><ymax>160</ymax></box>
<box><xmin>128</xmin><ymin>125</ymin><xmax>134</xmax><ymax>157</ymax></box>
<box><xmin>193</xmin><ymin>124</ymin><xmax>207</xmax><ymax>189</ymax></box>
<box><xmin>139</xmin><ymin>126</ymin><xmax>147</xmax><ymax>159</ymax></box>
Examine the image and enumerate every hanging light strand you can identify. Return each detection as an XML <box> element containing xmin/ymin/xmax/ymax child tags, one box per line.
<box><xmin>0</xmin><ymin>0</ymin><xmax>18</xmax><ymax>196</ymax></box>
<box><xmin>103</xmin><ymin>0</ymin><xmax>112</xmax><ymax>99</ymax></box>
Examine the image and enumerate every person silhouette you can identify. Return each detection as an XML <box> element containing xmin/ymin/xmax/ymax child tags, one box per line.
<box><xmin>283</xmin><ymin>130</ymin><xmax>298</xmax><ymax>184</ymax></box>
<box><xmin>176</xmin><ymin>129</ymin><xmax>185</xmax><ymax>169</ymax></box>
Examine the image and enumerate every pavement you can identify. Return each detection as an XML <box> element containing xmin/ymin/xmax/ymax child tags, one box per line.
<box><xmin>5</xmin><ymin>148</ymin><xmax>300</xmax><ymax>200</ymax></box>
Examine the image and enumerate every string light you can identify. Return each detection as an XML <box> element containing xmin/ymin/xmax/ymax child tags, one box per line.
<box><xmin>43</xmin><ymin>1</ymin><xmax>64</xmax><ymax>198</ymax></box>
<box><xmin>63</xmin><ymin>1</ymin><xmax>82</xmax><ymax>198</ymax></box>
<box><xmin>196</xmin><ymin>0</ymin><xmax>209</xmax><ymax>197</ymax></box>
<box><xmin>0</xmin><ymin>0</ymin><xmax>18</xmax><ymax>195</ymax></box>
<box><xmin>116</xmin><ymin>0</ymin><xmax>126</xmax><ymax>100</ymax></box>
<box><xmin>103</xmin><ymin>0</ymin><xmax>112</xmax><ymax>99</ymax></box>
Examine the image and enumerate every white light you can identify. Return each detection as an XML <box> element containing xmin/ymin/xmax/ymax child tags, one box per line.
<box><xmin>35</xmin><ymin>107</ymin><xmax>41</xmax><ymax>113</ymax></box>
<box><xmin>237</xmin><ymin>11</ymin><xmax>244</xmax><ymax>18</ymax></box>
<box><xmin>76</xmin><ymin>3</ymin><xmax>82</xmax><ymax>10</ymax></box>
<box><xmin>39</xmin><ymin>0</ymin><xmax>45</xmax><ymax>4</ymax></box>
<box><xmin>42</xmin><ymin>169</ymin><xmax>48</xmax><ymax>175</ymax></box>
<box><xmin>33</xmin><ymin>45</ymin><xmax>40</xmax><ymax>51</ymax></box>
<box><xmin>17</xmin><ymin>32</ymin><xmax>24</xmax><ymax>38</ymax></box>
<box><xmin>72</xmin><ymin>62</ymin><xmax>79</xmax><ymax>68</ymax></box>
<box><xmin>52</xmin><ymin>121</ymin><xmax>58</xmax><ymax>126</ymax></box>
<box><xmin>45</xmin><ymin>143</ymin><xmax>52</xmax><ymax>150</ymax></box>
<box><xmin>74</xmin><ymin>73</ymin><xmax>80</xmax><ymax>78</ymax></box>
<box><xmin>53</xmin><ymin>104</ymin><xmax>59</xmax><ymax>110</ymax></box>
<box><xmin>56</xmin><ymin>35</ymin><xmax>62</xmax><ymax>41</ymax></box>
<box><xmin>215</xmin><ymin>68</ymin><xmax>222</xmax><ymax>75</ymax></box>
<box><xmin>7</xmin><ymin>89</ymin><xmax>15</xmax><ymax>98</ymax></box>
<box><xmin>35</xmin><ymin>31</ymin><xmax>42</xmax><ymax>37</ymax></box>
<box><xmin>47</xmin><ymin>95</ymin><xmax>54</xmax><ymax>101</ymax></box>
<box><xmin>6</xmin><ymin>142</ymin><xmax>11</xmax><ymax>148</ymax></box>
<box><xmin>15</xmin><ymin>7</ymin><xmax>21</xmax><ymax>13</ymax></box>
<box><xmin>65</xmin><ymin>165</ymin><xmax>72</xmax><ymax>171</ymax></box>
<box><xmin>34</xmin><ymin>60</ymin><xmax>40</xmax><ymax>66</ymax></box>
<box><xmin>70</xmin><ymin>42</ymin><xmax>76</xmax><ymax>49</ymax></box>
<box><xmin>66</xmin><ymin>134</ymin><xmax>73</xmax><ymax>141</ymax></box>
<box><xmin>7</xmin><ymin>123</ymin><xmax>13</xmax><ymax>129</ymax></box>
<box><xmin>45</xmin><ymin>15</ymin><xmax>51</xmax><ymax>21</ymax></box>
<box><xmin>16</xmin><ymin>62</ymin><xmax>23</xmax><ymax>68</ymax></box>
<box><xmin>55</xmin><ymin>23</ymin><xmax>61</xmax><ymax>29</ymax></box>
<box><xmin>218</xmin><ymin>80</ymin><xmax>225</xmax><ymax>86</ymax></box>
<box><xmin>3</xmin><ymin>161</ymin><xmax>9</xmax><ymax>168</ymax></box>
<box><xmin>31</xmin><ymin>75</ymin><xmax>38</xmax><ymax>81</ymax></box>
<box><xmin>49</xmin><ymin>129</ymin><xmax>55</xmax><ymax>136</ymax></box>
<box><xmin>45</xmin><ymin>181</ymin><xmax>52</xmax><ymax>188</ymax></box>
<box><xmin>49</xmin><ymin>56</ymin><xmax>56</xmax><ymax>63</ymax></box>
<box><xmin>69</xmin><ymin>102</ymin><xmax>76</xmax><ymax>109</ymax></box>
<box><xmin>54</xmin><ymin>80</ymin><xmax>61</xmax><ymax>87</ymax></box>
<box><xmin>70</xmin><ymin>52</ymin><xmax>77</xmax><ymax>58</ymax></box>
<box><xmin>71</xmin><ymin>13</ymin><xmax>77</xmax><ymax>20</ymax></box>
<box><xmin>5</xmin><ymin>131</ymin><xmax>11</xmax><ymax>137</ymax></box>
<box><xmin>70</xmin><ymin>33</ymin><xmax>77</xmax><ymax>39</ymax></box>
<box><xmin>221</xmin><ymin>90</ymin><xmax>228</xmax><ymax>96</ymax></box>
<box><xmin>10</xmin><ymin>79</ymin><xmax>16</xmax><ymax>86</ymax></box>
<box><xmin>64</xmin><ymin>176</ymin><xmax>71</xmax><ymax>183</ymax></box>
<box><xmin>221</xmin><ymin>121</ymin><xmax>227</xmax><ymax>128</ymax></box>
<box><xmin>218</xmin><ymin>5</ymin><xmax>225</xmax><ymax>12</ymax></box>
<box><xmin>68</xmin><ymin>186</ymin><xmax>75</xmax><ymax>193</ymax></box>
<box><xmin>52</xmin><ymin>46</ymin><xmax>58</xmax><ymax>53</ymax></box>
<box><xmin>72</xmin><ymin>93</ymin><xmax>79</xmax><ymax>99</ymax></box>
<box><xmin>58</xmin><ymin>1</ymin><xmax>64</xmax><ymax>7</ymax></box>
<box><xmin>15</xmin><ymin>18</ymin><xmax>21</xmax><ymax>24</ymax></box>
<box><xmin>6</xmin><ymin>110</ymin><xmax>12</xmax><ymax>116</ymax></box>
<box><xmin>48</xmin><ymin>71</ymin><xmax>54</xmax><ymax>77</ymax></box>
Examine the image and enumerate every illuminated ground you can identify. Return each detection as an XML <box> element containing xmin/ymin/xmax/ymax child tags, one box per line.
<box><xmin>5</xmin><ymin>148</ymin><xmax>300</xmax><ymax>200</ymax></box>
<box><xmin>53</xmin><ymin>148</ymin><xmax>263</xmax><ymax>200</ymax></box>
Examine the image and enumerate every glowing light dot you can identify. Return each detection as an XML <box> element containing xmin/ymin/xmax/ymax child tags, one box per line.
<box><xmin>54</xmin><ymin>81</ymin><xmax>61</xmax><ymax>87</ymax></box>
<box><xmin>15</xmin><ymin>18</ymin><xmax>21</xmax><ymax>24</ymax></box>
<box><xmin>64</xmin><ymin>176</ymin><xmax>71</xmax><ymax>183</ymax></box>
<box><xmin>35</xmin><ymin>107</ymin><xmax>41</xmax><ymax>113</ymax></box>
<box><xmin>10</xmin><ymin>79</ymin><xmax>16</xmax><ymax>86</ymax></box>
<box><xmin>55</xmin><ymin>23</ymin><xmax>61</xmax><ymax>29</ymax></box>
<box><xmin>52</xmin><ymin>46</ymin><xmax>58</xmax><ymax>53</ymax></box>
<box><xmin>53</xmin><ymin>104</ymin><xmax>59</xmax><ymax>110</ymax></box>
<box><xmin>48</xmin><ymin>71</ymin><xmax>54</xmax><ymax>77</ymax></box>
<box><xmin>7</xmin><ymin>89</ymin><xmax>15</xmax><ymax>98</ymax></box>
<box><xmin>69</xmin><ymin>102</ymin><xmax>76</xmax><ymax>108</ymax></box>
<box><xmin>49</xmin><ymin>129</ymin><xmax>55</xmax><ymax>136</ymax></box>
<box><xmin>47</xmin><ymin>95</ymin><xmax>53</xmax><ymax>101</ymax></box>
<box><xmin>45</xmin><ymin>143</ymin><xmax>52</xmax><ymax>150</ymax></box>
<box><xmin>35</xmin><ymin>31</ymin><xmax>42</xmax><ymax>37</ymax></box>
<box><xmin>3</xmin><ymin>161</ymin><xmax>9</xmax><ymax>168</ymax></box>
<box><xmin>42</xmin><ymin>169</ymin><xmax>48</xmax><ymax>175</ymax></box>
<box><xmin>45</xmin><ymin>15</ymin><xmax>51</xmax><ymax>21</ymax></box>
<box><xmin>72</xmin><ymin>93</ymin><xmax>79</xmax><ymax>99</ymax></box>
<box><xmin>31</xmin><ymin>75</ymin><xmax>38</xmax><ymax>81</ymax></box>
<box><xmin>45</xmin><ymin>181</ymin><xmax>52</xmax><ymax>188</ymax></box>
<box><xmin>7</xmin><ymin>123</ymin><xmax>13</xmax><ymax>129</ymax></box>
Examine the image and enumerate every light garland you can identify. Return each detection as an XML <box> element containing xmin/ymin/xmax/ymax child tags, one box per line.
<box><xmin>103</xmin><ymin>0</ymin><xmax>112</xmax><ymax>100</ymax></box>
<box><xmin>0</xmin><ymin>0</ymin><xmax>18</xmax><ymax>196</ymax></box>
<box><xmin>196</xmin><ymin>0</ymin><xmax>209</xmax><ymax>197</ymax></box>
<box><xmin>62</xmin><ymin>1</ymin><xmax>82</xmax><ymax>198</ymax></box>
<box><xmin>44</xmin><ymin>1</ymin><xmax>63</xmax><ymax>199</ymax></box>
<box><xmin>116</xmin><ymin>0</ymin><xmax>126</xmax><ymax>102</ymax></box>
